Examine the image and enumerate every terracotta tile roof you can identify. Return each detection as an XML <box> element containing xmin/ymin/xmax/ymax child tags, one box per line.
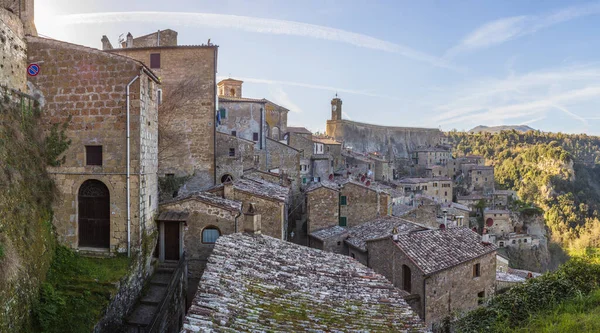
<box><xmin>394</xmin><ymin>228</ymin><xmax>497</xmax><ymax>275</ymax></box>
<box><xmin>309</xmin><ymin>225</ymin><xmax>348</xmax><ymax>241</ymax></box>
<box><xmin>183</xmin><ymin>233</ymin><xmax>426</xmax><ymax>332</ymax></box>
<box><xmin>286</xmin><ymin>126</ymin><xmax>313</xmax><ymax>135</ymax></box>
<box><xmin>161</xmin><ymin>192</ymin><xmax>242</xmax><ymax>212</ymax></box>
<box><xmin>312</xmin><ymin>136</ymin><xmax>342</xmax><ymax>145</ymax></box>
<box><xmin>345</xmin><ymin>216</ymin><xmax>428</xmax><ymax>252</ymax></box>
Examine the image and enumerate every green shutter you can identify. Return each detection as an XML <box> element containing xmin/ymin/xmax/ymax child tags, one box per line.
<box><xmin>340</xmin><ymin>196</ymin><xmax>347</xmax><ymax>206</ymax></box>
<box><xmin>339</xmin><ymin>216</ymin><xmax>347</xmax><ymax>226</ymax></box>
<box><xmin>302</xmin><ymin>177</ymin><xmax>307</xmax><ymax>184</ymax></box>
<box><xmin>220</xmin><ymin>108</ymin><xmax>227</xmax><ymax>119</ymax></box>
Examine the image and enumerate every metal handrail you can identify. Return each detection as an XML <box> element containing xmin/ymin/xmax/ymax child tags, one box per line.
<box><xmin>145</xmin><ymin>252</ymin><xmax>186</xmax><ymax>333</ymax></box>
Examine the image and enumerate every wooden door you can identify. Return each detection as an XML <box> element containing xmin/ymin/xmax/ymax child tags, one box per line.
<box><xmin>78</xmin><ymin>180</ymin><xmax>110</xmax><ymax>248</ymax></box>
<box><xmin>164</xmin><ymin>222</ymin><xmax>180</xmax><ymax>261</ymax></box>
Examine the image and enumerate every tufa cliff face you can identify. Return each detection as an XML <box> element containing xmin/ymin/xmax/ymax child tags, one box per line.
<box><xmin>326</xmin><ymin>119</ymin><xmax>442</xmax><ymax>158</ymax></box>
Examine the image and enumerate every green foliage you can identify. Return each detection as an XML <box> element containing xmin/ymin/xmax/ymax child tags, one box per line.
<box><xmin>43</xmin><ymin>117</ymin><xmax>71</xmax><ymax>167</ymax></box>
<box><xmin>450</xmin><ymin>130</ymin><xmax>600</xmax><ymax>249</ymax></box>
<box><xmin>454</xmin><ymin>258</ymin><xmax>600</xmax><ymax>332</ymax></box>
<box><xmin>158</xmin><ymin>174</ymin><xmax>190</xmax><ymax>201</ymax></box>
<box><xmin>32</xmin><ymin>246</ymin><xmax>130</xmax><ymax>333</ymax></box>
<box><xmin>0</xmin><ymin>242</ymin><xmax>4</xmax><ymax>260</ymax></box>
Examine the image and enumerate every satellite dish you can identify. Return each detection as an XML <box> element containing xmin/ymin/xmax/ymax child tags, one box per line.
<box><xmin>365</xmin><ymin>180</ymin><xmax>371</xmax><ymax>187</ymax></box>
<box><xmin>361</xmin><ymin>176</ymin><xmax>366</xmax><ymax>182</ymax></box>
<box><xmin>328</xmin><ymin>174</ymin><xmax>334</xmax><ymax>181</ymax></box>
<box><xmin>440</xmin><ymin>224</ymin><xmax>446</xmax><ymax>230</ymax></box>
<box><xmin>486</xmin><ymin>218</ymin><xmax>494</xmax><ymax>227</ymax></box>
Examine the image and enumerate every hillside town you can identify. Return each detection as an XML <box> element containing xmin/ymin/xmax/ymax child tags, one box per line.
<box><xmin>1</xmin><ymin>1</ymin><xmax>549</xmax><ymax>332</ymax></box>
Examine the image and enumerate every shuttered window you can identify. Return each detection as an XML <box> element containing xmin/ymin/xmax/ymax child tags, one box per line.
<box><xmin>150</xmin><ymin>53</ymin><xmax>161</xmax><ymax>69</ymax></box>
<box><xmin>340</xmin><ymin>196</ymin><xmax>347</xmax><ymax>206</ymax></box>
<box><xmin>339</xmin><ymin>216</ymin><xmax>347</xmax><ymax>226</ymax></box>
<box><xmin>86</xmin><ymin>146</ymin><xmax>102</xmax><ymax>166</ymax></box>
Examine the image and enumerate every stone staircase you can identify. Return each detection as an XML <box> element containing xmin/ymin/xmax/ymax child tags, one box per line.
<box><xmin>125</xmin><ymin>261</ymin><xmax>178</xmax><ymax>332</ymax></box>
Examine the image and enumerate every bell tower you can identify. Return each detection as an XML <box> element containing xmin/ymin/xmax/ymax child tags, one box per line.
<box><xmin>331</xmin><ymin>95</ymin><xmax>342</xmax><ymax>121</ymax></box>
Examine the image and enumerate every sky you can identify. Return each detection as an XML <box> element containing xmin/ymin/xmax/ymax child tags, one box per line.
<box><xmin>34</xmin><ymin>0</ymin><xmax>600</xmax><ymax>134</ymax></box>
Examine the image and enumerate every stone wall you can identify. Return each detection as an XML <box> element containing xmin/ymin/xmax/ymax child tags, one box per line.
<box><xmin>312</xmin><ymin>158</ymin><xmax>332</xmax><ymax>181</ymax></box>
<box><xmin>109</xmin><ymin>46</ymin><xmax>218</xmax><ymax>190</ymax></box>
<box><xmin>217</xmin><ymin>99</ymin><xmax>266</xmax><ymax>150</ymax></box>
<box><xmin>212</xmin><ymin>187</ymin><xmax>286</xmax><ymax>240</ymax></box>
<box><xmin>216</xmin><ymin>131</ymin><xmax>256</xmax><ymax>184</ymax></box>
<box><xmin>314</xmin><ymin>235</ymin><xmax>348</xmax><ymax>255</ymax></box>
<box><xmin>306</xmin><ymin>187</ymin><xmax>339</xmax><ymax>233</ymax></box>
<box><xmin>26</xmin><ymin>36</ymin><xmax>159</xmax><ymax>253</ymax></box>
<box><xmin>132</xmin><ymin>29</ymin><xmax>178</xmax><ymax>48</ymax></box>
<box><xmin>470</xmin><ymin>168</ymin><xmax>495</xmax><ymax>192</ymax></box>
<box><xmin>0</xmin><ymin>0</ymin><xmax>35</xmax><ymax>35</ymax></box>
<box><xmin>326</xmin><ymin>119</ymin><xmax>442</xmax><ymax>158</ymax></box>
<box><xmin>264</xmin><ymin>101</ymin><xmax>288</xmax><ymax>140</ymax></box>
<box><xmin>288</xmin><ymin>132</ymin><xmax>313</xmax><ymax>158</ymax></box>
<box><xmin>340</xmin><ymin>183</ymin><xmax>385</xmax><ymax>227</ymax></box>
<box><xmin>160</xmin><ymin>198</ymin><xmax>239</xmax><ymax>277</ymax></box>
<box><xmin>0</xmin><ymin>8</ymin><xmax>26</xmax><ymax>91</ymax></box>
<box><xmin>367</xmin><ymin>238</ymin><xmax>496</xmax><ymax>328</ymax></box>
<box><xmin>265</xmin><ymin>137</ymin><xmax>300</xmax><ymax>189</ymax></box>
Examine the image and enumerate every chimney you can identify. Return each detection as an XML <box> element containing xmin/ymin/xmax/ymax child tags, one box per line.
<box><xmin>126</xmin><ymin>32</ymin><xmax>133</xmax><ymax>48</ymax></box>
<box><xmin>101</xmin><ymin>35</ymin><xmax>113</xmax><ymax>50</ymax></box>
<box><xmin>223</xmin><ymin>181</ymin><xmax>234</xmax><ymax>200</ymax></box>
<box><xmin>244</xmin><ymin>203</ymin><xmax>261</xmax><ymax>234</ymax></box>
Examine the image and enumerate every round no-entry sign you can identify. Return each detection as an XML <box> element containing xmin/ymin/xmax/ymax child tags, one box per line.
<box><xmin>27</xmin><ymin>63</ymin><xmax>40</xmax><ymax>76</ymax></box>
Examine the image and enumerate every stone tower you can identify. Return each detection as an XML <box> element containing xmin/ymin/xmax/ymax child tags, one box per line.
<box><xmin>0</xmin><ymin>0</ymin><xmax>36</xmax><ymax>35</ymax></box>
<box><xmin>331</xmin><ymin>95</ymin><xmax>342</xmax><ymax>121</ymax></box>
<box><xmin>217</xmin><ymin>78</ymin><xmax>243</xmax><ymax>98</ymax></box>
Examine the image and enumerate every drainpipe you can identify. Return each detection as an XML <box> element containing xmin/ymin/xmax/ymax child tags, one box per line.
<box><xmin>423</xmin><ymin>276</ymin><xmax>429</xmax><ymax>325</ymax></box>
<box><xmin>213</xmin><ymin>48</ymin><xmax>218</xmax><ymax>185</ymax></box>
<box><xmin>126</xmin><ymin>74</ymin><xmax>140</xmax><ymax>257</ymax></box>
<box><xmin>260</xmin><ymin>107</ymin><xmax>264</xmax><ymax>150</ymax></box>
<box><xmin>234</xmin><ymin>205</ymin><xmax>243</xmax><ymax>233</ymax></box>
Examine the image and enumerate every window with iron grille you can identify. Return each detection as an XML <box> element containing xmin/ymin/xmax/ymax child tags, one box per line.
<box><xmin>229</xmin><ymin>148</ymin><xmax>235</xmax><ymax>157</ymax></box>
<box><xmin>150</xmin><ymin>53</ymin><xmax>161</xmax><ymax>69</ymax></box>
<box><xmin>86</xmin><ymin>146</ymin><xmax>102</xmax><ymax>166</ymax></box>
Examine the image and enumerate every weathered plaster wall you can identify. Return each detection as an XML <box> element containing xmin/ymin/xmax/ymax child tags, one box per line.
<box><xmin>306</xmin><ymin>187</ymin><xmax>339</xmax><ymax>233</ymax></box>
<box><xmin>27</xmin><ymin>36</ymin><xmax>159</xmax><ymax>253</ymax></box>
<box><xmin>326</xmin><ymin>119</ymin><xmax>442</xmax><ymax>158</ymax></box>
<box><xmin>0</xmin><ymin>8</ymin><xmax>26</xmax><ymax>91</ymax></box>
<box><xmin>217</xmin><ymin>100</ymin><xmax>267</xmax><ymax>150</ymax></box>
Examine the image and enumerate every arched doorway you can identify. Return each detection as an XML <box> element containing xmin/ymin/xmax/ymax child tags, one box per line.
<box><xmin>78</xmin><ymin>180</ymin><xmax>110</xmax><ymax>248</ymax></box>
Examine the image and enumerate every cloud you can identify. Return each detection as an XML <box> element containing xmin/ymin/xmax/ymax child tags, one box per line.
<box><xmin>57</xmin><ymin>11</ymin><xmax>457</xmax><ymax>70</ymax></box>
<box><xmin>520</xmin><ymin>115</ymin><xmax>547</xmax><ymax>125</ymax></box>
<box><xmin>447</xmin><ymin>2</ymin><xmax>600</xmax><ymax>56</ymax></box>
<box><xmin>268</xmin><ymin>86</ymin><xmax>304</xmax><ymax>113</ymax></box>
<box><xmin>218</xmin><ymin>75</ymin><xmax>401</xmax><ymax>100</ymax></box>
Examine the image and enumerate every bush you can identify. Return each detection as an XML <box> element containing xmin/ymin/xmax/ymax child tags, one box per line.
<box><xmin>454</xmin><ymin>259</ymin><xmax>600</xmax><ymax>332</ymax></box>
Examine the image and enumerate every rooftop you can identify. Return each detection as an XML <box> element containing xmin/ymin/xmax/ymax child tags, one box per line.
<box><xmin>457</xmin><ymin>193</ymin><xmax>486</xmax><ymax>200</ymax></box>
<box><xmin>286</xmin><ymin>126</ymin><xmax>312</xmax><ymax>135</ymax></box>
<box><xmin>345</xmin><ymin>216</ymin><xmax>427</xmax><ymax>252</ymax></box>
<box><xmin>414</xmin><ymin>147</ymin><xmax>450</xmax><ymax>153</ymax></box>
<box><xmin>156</xmin><ymin>211</ymin><xmax>189</xmax><ymax>222</ymax></box>
<box><xmin>235</xmin><ymin>177</ymin><xmax>290</xmax><ymax>202</ymax></box>
<box><xmin>470</xmin><ymin>165</ymin><xmax>495</xmax><ymax>171</ymax></box>
<box><xmin>305</xmin><ymin>180</ymin><xmax>340</xmax><ymax>193</ymax></box>
<box><xmin>394</xmin><ymin>227</ymin><xmax>498</xmax><ymax>275</ymax></box>
<box><xmin>183</xmin><ymin>233</ymin><xmax>426</xmax><ymax>332</ymax></box>
<box><xmin>398</xmin><ymin>177</ymin><xmax>452</xmax><ymax>184</ymax></box>
<box><xmin>218</xmin><ymin>96</ymin><xmax>268</xmax><ymax>103</ymax></box>
<box><xmin>485</xmin><ymin>209</ymin><xmax>511</xmax><ymax>214</ymax></box>
<box><xmin>161</xmin><ymin>191</ymin><xmax>242</xmax><ymax>212</ymax></box>
<box><xmin>309</xmin><ymin>225</ymin><xmax>348</xmax><ymax>241</ymax></box>
<box><xmin>496</xmin><ymin>271</ymin><xmax>526</xmax><ymax>283</ymax></box>
<box><xmin>312</xmin><ymin>136</ymin><xmax>342</xmax><ymax>145</ymax></box>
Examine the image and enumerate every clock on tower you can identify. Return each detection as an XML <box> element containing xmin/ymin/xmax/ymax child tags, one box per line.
<box><xmin>331</xmin><ymin>96</ymin><xmax>342</xmax><ymax>121</ymax></box>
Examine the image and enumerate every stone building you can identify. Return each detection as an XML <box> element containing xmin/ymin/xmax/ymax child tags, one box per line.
<box><xmin>183</xmin><ymin>233</ymin><xmax>427</xmax><ymax>332</ymax></box>
<box><xmin>305</xmin><ymin>181</ymin><xmax>340</xmax><ymax>234</ymax></box>
<box><xmin>216</xmin><ymin>78</ymin><xmax>289</xmax><ymax>143</ymax></box>
<box><xmin>339</xmin><ymin>180</ymin><xmax>391</xmax><ymax>227</ymax></box>
<box><xmin>264</xmin><ymin>137</ymin><xmax>301</xmax><ymax>189</ymax></box>
<box><xmin>26</xmin><ymin>36</ymin><xmax>160</xmax><ymax>254</ymax></box>
<box><xmin>215</xmin><ymin>131</ymin><xmax>256</xmax><ymax>184</ymax></box>
<box><xmin>412</xmin><ymin>147</ymin><xmax>451</xmax><ymax>167</ymax></box>
<box><xmin>313</xmin><ymin>136</ymin><xmax>343</xmax><ymax>171</ymax></box>
<box><xmin>0</xmin><ymin>3</ymin><xmax>29</xmax><ymax>91</ymax></box>
<box><xmin>342</xmin><ymin>150</ymin><xmax>374</xmax><ymax>179</ymax></box>
<box><xmin>207</xmin><ymin>178</ymin><xmax>289</xmax><ymax>240</ymax></box>
<box><xmin>325</xmin><ymin>96</ymin><xmax>442</xmax><ymax>158</ymax></box>
<box><xmin>484</xmin><ymin>209</ymin><xmax>512</xmax><ymax>236</ymax></box>
<box><xmin>469</xmin><ymin>165</ymin><xmax>495</xmax><ymax>193</ymax></box>
<box><xmin>104</xmin><ymin>30</ymin><xmax>218</xmax><ymax>190</ymax></box>
<box><xmin>457</xmin><ymin>193</ymin><xmax>489</xmax><ymax>211</ymax></box>
<box><xmin>367</xmin><ymin>227</ymin><xmax>497</xmax><ymax>328</ymax></box>
<box><xmin>0</xmin><ymin>0</ymin><xmax>35</xmax><ymax>36</ymax></box>
<box><xmin>308</xmin><ymin>225</ymin><xmax>348</xmax><ymax>255</ymax></box>
<box><xmin>398</xmin><ymin>177</ymin><xmax>453</xmax><ymax>204</ymax></box>
<box><xmin>492</xmin><ymin>189</ymin><xmax>516</xmax><ymax>210</ymax></box>
<box><xmin>158</xmin><ymin>192</ymin><xmax>242</xmax><ymax>277</ymax></box>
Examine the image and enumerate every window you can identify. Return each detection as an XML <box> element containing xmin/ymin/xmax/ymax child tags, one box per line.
<box><xmin>148</xmin><ymin>195</ymin><xmax>151</xmax><ymax>207</ymax></box>
<box><xmin>512</xmin><ymin>240</ymin><xmax>516</xmax><ymax>244</ymax></box>
<box><xmin>202</xmin><ymin>227</ymin><xmax>221</xmax><ymax>243</ymax></box>
<box><xmin>337</xmin><ymin>241</ymin><xmax>341</xmax><ymax>246</ymax></box>
<box><xmin>220</xmin><ymin>174</ymin><xmax>234</xmax><ymax>183</ymax></box>
<box><xmin>228</xmin><ymin>148</ymin><xmax>235</xmax><ymax>157</ymax></box>
<box><xmin>326</xmin><ymin>146</ymin><xmax>330</xmax><ymax>152</ymax></box>
<box><xmin>402</xmin><ymin>265</ymin><xmax>412</xmax><ymax>293</ymax></box>
<box><xmin>476</xmin><ymin>178</ymin><xmax>479</xmax><ymax>181</ymax></box>
<box><xmin>166</xmin><ymin>173</ymin><xmax>174</xmax><ymax>179</ymax></box>
<box><xmin>339</xmin><ymin>216</ymin><xmax>347</xmax><ymax>226</ymax></box>
<box><xmin>433</xmin><ymin>183</ymin><xmax>438</xmax><ymax>187</ymax></box>
<box><xmin>231</xmin><ymin>130</ymin><xmax>236</xmax><ymax>137</ymax></box>
<box><xmin>253</xmin><ymin>155</ymin><xmax>260</xmax><ymax>164</ymax></box>
<box><xmin>340</xmin><ymin>196</ymin><xmax>348</xmax><ymax>206</ymax></box>
<box><xmin>157</xmin><ymin>89</ymin><xmax>162</xmax><ymax>104</ymax></box>
<box><xmin>499</xmin><ymin>241</ymin><xmax>504</xmax><ymax>247</ymax></box>
<box><xmin>473</xmin><ymin>263</ymin><xmax>481</xmax><ymax>277</ymax></box>
<box><xmin>219</xmin><ymin>108</ymin><xmax>227</xmax><ymax>119</ymax></box>
<box><xmin>150</xmin><ymin>53</ymin><xmax>161</xmax><ymax>69</ymax></box>
<box><xmin>302</xmin><ymin>177</ymin><xmax>307</xmax><ymax>184</ymax></box>
<box><xmin>351</xmin><ymin>252</ymin><xmax>355</xmax><ymax>259</ymax></box>
<box><xmin>477</xmin><ymin>291</ymin><xmax>485</xmax><ymax>305</ymax></box>
<box><xmin>485</xmin><ymin>178</ymin><xmax>488</xmax><ymax>181</ymax></box>
<box><xmin>253</xmin><ymin>132</ymin><xmax>259</xmax><ymax>141</ymax></box>
<box><xmin>331</xmin><ymin>160</ymin><xmax>334</xmax><ymax>167</ymax></box>
<box><xmin>230</xmin><ymin>88</ymin><xmax>236</xmax><ymax>97</ymax></box>
<box><xmin>524</xmin><ymin>239</ymin><xmax>528</xmax><ymax>243</ymax></box>
<box><xmin>86</xmin><ymin>146</ymin><xmax>102</xmax><ymax>166</ymax></box>
<box><xmin>444</xmin><ymin>191</ymin><xmax>448</xmax><ymax>196</ymax></box>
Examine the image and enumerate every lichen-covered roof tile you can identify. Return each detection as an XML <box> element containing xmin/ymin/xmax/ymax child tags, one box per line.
<box><xmin>182</xmin><ymin>233</ymin><xmax>427</xmax><ymax>332</ymax></box>
<box><xmin>310</xmin><ymin>225</ymin><xmax>348</xmax><ymax>241</ymax></box>
<box><xmin>235</xmin><ymin>177</ymin><xmax>290</xmax><ymax>202</ymax></box>
<box><xmin>345</xmin><ymin>216</ymin><xmax>428</xmax><ymax>252</ymax></box>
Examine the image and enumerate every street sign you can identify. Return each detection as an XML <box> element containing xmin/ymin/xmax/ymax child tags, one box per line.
<box><xmin>27</xmin><ymin>63</ymin><xmax>40</xmax><ymax>76</ymax></box>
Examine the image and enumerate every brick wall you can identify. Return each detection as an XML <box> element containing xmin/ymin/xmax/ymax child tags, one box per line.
<box><xmin>27</xmin><ymin>36</ymin><xmax>159</xmax><ymax>253</ymax></box>
<box><xmin>306</xmin><ymin>187</ymin><xmax>339</xmax><ymax>233</ymax></box>
<box><xmin>109</xmin><ymin>46</ymin><xmax>217</xmax><ymax>190</ymax></box>
<box><xmin>0</xmin><ymin>8</ymin><xmax>26</xmax><ymax>91</ymax></box>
